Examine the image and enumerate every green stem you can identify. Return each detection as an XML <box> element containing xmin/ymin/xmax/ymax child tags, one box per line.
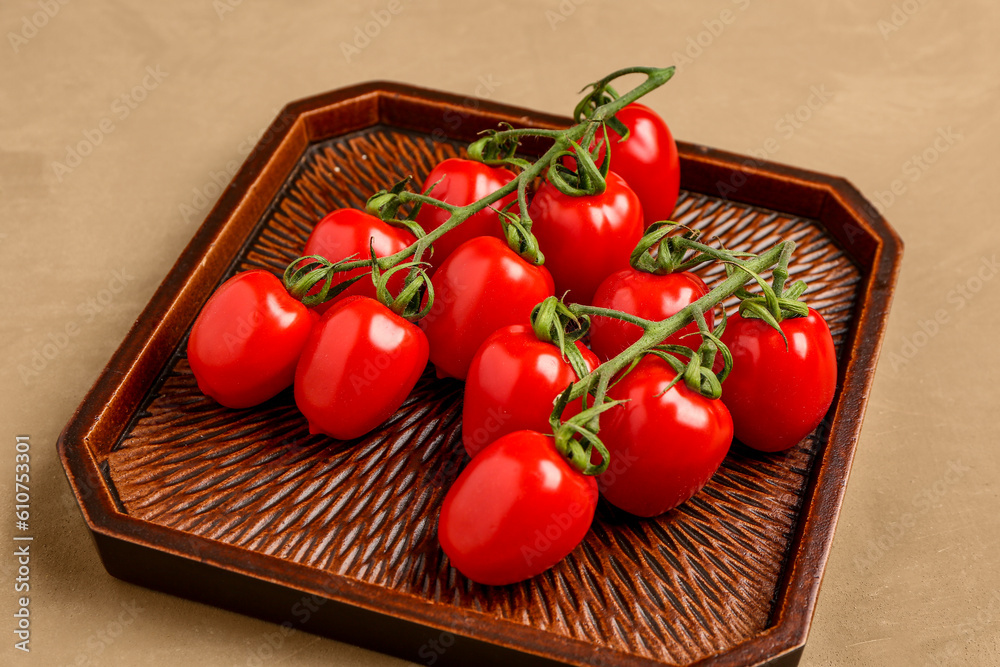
<box><xmin>772</xmin><ymin>240</ymin><xmax>794</xmax><ymax>299</ymax></box>
<box><xmin>290</xmin><ymin>66</ymin><xmax>678</xmax><ymax>292</ymax></box>
<box><xmin>564</xmin><ymin>242</ymin><xmax>790</xmax><ymax>403</ymax></box>
<box><xmin>569</xmin><ymin>304</ymin><xmax>654</xmax><ymax>329</ymax></box>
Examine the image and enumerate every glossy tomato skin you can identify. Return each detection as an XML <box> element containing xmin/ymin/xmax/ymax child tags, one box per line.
<box><xmin>589</xmin><ymin>269</ymin><xmax>712</xmax><ymax>362</ymax></box>
<box><xmin>720</xmin><ymin>308</ymin><xmax>837</xmax><ymax>452</ymax></box>
<box><xmin>294</xmin><ymin>296</ymin><xmax>429</xmax><ymax>440</ymax></box>
<box><xmin>438</xmin><ymin>430</ymin><xmax>598</xmax><ymax>586</ymax></box>
<box><xmin>599</xmin><ymin>355</ymin><xmax>733</xmax><ymax>517</ymax></box>
<box><xmin>303</xmin><ymin>209</ymin><xmax>415</xmax><ymax>314</ymax></box>
<box><xmin>187</xmin><ymin>270</ymin><xmax>318</xmax><ymax>409</ymax></box>
<box><xmin>607</xmin><ymin>103</ymin><xmax>681</xmax><ymax>229</ymax></box>
<box><xmin>462</xmin><ymin>325</ymin><xmax>600</xmax><ymax>457</ymax></box>
<box><xmin>414</xmin><ymin>158</ymin><xmax>517</xmax><ymax>270</ymax></box>
<box><xmin>528</xmin><ymin>171</ymin><xmax>643</xmax><ymax>304</ymax></box>
<box><xmin>420</xmin><ymin>237</ymin><xmax>554</xmax><ymax>381</ymax></box>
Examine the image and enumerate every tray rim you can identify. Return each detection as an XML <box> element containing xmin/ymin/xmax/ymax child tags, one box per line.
<box><xmin>57</xmin><ymin>80</ymin><xmax>903</xmax><ymax>667</ymax></box>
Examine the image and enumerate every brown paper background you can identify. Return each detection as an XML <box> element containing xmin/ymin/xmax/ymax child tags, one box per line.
<box><xmin>1</xmin><ymin>0</ymin><xmax>997</xmax><ymax>665</ymax></box>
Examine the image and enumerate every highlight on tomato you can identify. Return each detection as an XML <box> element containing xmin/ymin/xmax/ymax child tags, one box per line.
<box><xmin>462</xmin><ymin>324</ymin><xmax>599</xmax><ymax>457</ymax></box>
<box><xmin>598</xmin><ymin>353</ymin><xmax>733</xmax><ymax>517</ymax></box>
<box><xmin>302</xmin><ymin>208</ymin><xmax>415</xmax><ymax>314</ymax></box>
<box><xmin>721</xmin><ymin>307</ymin><xmax>837</xmax><ymax>452</ymax></box>
<box><xmin>187</xmin><ymin>270</ymin><xmax>318</xmax><ymax>409</ymax></box>
<box><xmin>590</xmin><ymin>269</ymin><xmax>710</xmax><ymax>361</ymax></box>
<box><xmin>437</xmin><ymin>429</ymin><xmax>598</xmax><ymax>586</ymax></box>
<box><xmin>294</xmin><ymin>295</ymin><xmax>429</xmax><ymax>440</ymax></box>
<box><xmin>529</xmin><ymin>171</ymin><xmax>643</xmax><ymax>304</ymax></box>
<box><xmin>605</xmin><ymin>103</ymin><xmax>681</xmax><ymax>228</ymax></box>
<box><xmin>414</xmin><ymin>158</ymin><xmax>517</xmax><ymax>270</ymax></box>
<box><xmin>588</xmin><ymin>221</ymin><xmax>718</xmax><ymax>362</ymax></box>
<box><xmin>419</xmin><ymin>236</ymin><xmax>554</xmax><ymax>381</ymax></box>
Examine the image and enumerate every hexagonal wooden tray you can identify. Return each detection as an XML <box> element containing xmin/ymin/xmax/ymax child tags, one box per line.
<box><xmin>58</xmin><ymin>82</ymin><xmax>901</xmax><ymax>667</ymax></box>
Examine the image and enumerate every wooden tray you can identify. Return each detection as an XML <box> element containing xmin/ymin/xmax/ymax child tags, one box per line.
<box><xmin>58</xmin><ymin>82</ymin><xmax>902</xmax><ymax>667</ymax></box>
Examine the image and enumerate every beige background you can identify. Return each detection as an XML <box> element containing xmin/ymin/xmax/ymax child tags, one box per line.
<box><xmin>1</xmin><ymin>0</ymin><xmax>997</xmax><ymax>665</ymax></box>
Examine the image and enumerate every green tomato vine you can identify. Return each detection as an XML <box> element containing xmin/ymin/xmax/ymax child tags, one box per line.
<box><xmin>281</xmin><ymin>64</ymin><xmax>813</xmax><ymax>477</ymax></box>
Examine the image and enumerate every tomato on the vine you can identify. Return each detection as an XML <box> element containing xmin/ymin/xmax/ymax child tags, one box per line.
<box><xmin>599</xmin><ymin>354</ymin><xmax>733</xmax><ymax>517</ymax></box>
<box><xmin>438</xmin><ymin>430</ymin><xmax>598</xmax><ymax>586</ymax></box>
<box><xmin>528</xmin><ymin>171</ymin><xmax>643</xmax><ymax>304</ymax></box>
<box><xmin>302</xmin><ymin>209</ymin><xmax>415</xmax><ymax>314</ymax></box>
<box><xmin>420</xmin><ymin>236</ymin><xmax>554</xmax><ymax>381</ymax></box>
<box><xmin>462</xmin><ymin>325</ymin><xmax>600</xmax><ymax>457</ymax></box>
<box><xmin>294</xmin><ymin>296</ymin><xmax>428</xmax><ymax>440</ymax></box>
<box><xmin>589</xmin><ymin>268</ymin><xmax>711</xmax><ymax>362</ymax></box>
<box><xmin>720</xmin><ymin>308</ymin><xmax>837</xmax><ymax>452</ymax></box>
<box><xmin>606</xmin><ymin>103</ymin><xmax>681</xmax><ymax>228</ymax></box>
<box><xmin>415</xmin><ymin>158</ymin><xmax>517</xmax><ymax>270</ymax></box>
<box><xmin>187</xmin><ymin>270</ymin><xmax>318</xmax><ymax>409</ymax></box>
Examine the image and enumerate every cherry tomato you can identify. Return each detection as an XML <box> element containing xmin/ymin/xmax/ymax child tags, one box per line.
<box><xmin>294</xmin><ymin>296</ymin><xmax>429</xmax><ymax>440</ymax></box>
<box><xmin>438</xmin><ymin>430</ymin><xmax>598</xmax><ymax>586</ymax></box>
<box><xmin>420</xmin><ymin>236</ymin><xmax>554</xmax><ymax>381</ymax></box>
<box><xmin>302</xmin><ymin>209</ymin><xmax>415</xmax><ymax>314</ymax></box>
<box><xmin>414</xmin><ymin>158</ymin><xmax>517</xmax><ymax>270</ymax></box>
<box><xmin>187</xmin><ymin>270</ymin><xmax>317</xmax><ymax>409</ymax></box>
<box><xmin>599</xmin><ymin>354</ymin><xmax>733</xmax><ymax>517</ymax></box>
<box><xmin>528</xmin><ymin>171</ymin><xmax>643</xmax><ymax>304</ymax></box>
<box><xmin>720</xmin><ymin>308</ymin><xmax>837</xmax><ymax>452</ymax></box>
<box><xmin>606</xmin><ymin>103</ymin><xmax>681</xmax><ymax>229</ymax></box>
<box><xmin>462</xmin><ymin>325</ymin><xmax>600</xmax><ymax>457</ymax></box>
<box><xmin>589</xmin><ymin>268</ymin><xmax>711</xmax><ymax>362</ymax></box>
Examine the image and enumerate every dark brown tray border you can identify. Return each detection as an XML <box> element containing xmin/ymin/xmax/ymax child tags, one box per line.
<box><xmin>58</xmin><ymin>81</ymin><xmax>902</xmax><ymax>667</ymax></box>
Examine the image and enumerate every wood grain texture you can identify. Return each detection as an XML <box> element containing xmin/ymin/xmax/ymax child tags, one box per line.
<box><xmin>106</xmin><ymin>126</ymin><xmax>859</xmax><ymax>666</ymax></box>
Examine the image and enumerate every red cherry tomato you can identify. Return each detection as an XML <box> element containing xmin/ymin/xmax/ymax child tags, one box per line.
<box><xmin>187</xmin><ymin>270</ymin><xmax>317</xmax><ymax>409</ymax></box>
<box><xmin>438</xmin><ymin>430</ymin><xmax>598</xmax><ymax>586</ymax></box>
<box><xmin>462</xmin><ymin>325</ymin><xmax>600</xmax><ymax>457</ymax></box>
<box><xmin>302</xmin><ymin>209</ymin><xmax>415</xmax><ymax>314</ymax></box>
<box><xmin>589</xmin><ymin>269</ymin><xmax>712</xmax><ymax>362</ymax></box>
<box><xmin>414</xmin><ymin>158</ymin><xmax>517</xmax><ymax>270</ymax></box>
<box><xmin>294</xmin><ymin>296</ymin><xmax>429</xmax><ymax>440</ymax></box>
<box><xmin>420</xmin><ymin>237</ymin><xmax>554</xmax><ymax>381</ymax></box>
<box><xmin>720</xmin><ymin>308</ymin><xmax>837</xmax><ymax>452</ymax></box>
<box><xmin>528</xmin><ymin>171</ymin><xmax>643</xmax><ymax>304</ymax></box>
<box><xmin>606</xmin><ymin>103</ymin><xmax>681</xmax><ymax>229</ymax></box>
<box><xmin>599</xmin><ymin>354</ymin><xmax>733</xmax><ymax>517</ymax></box>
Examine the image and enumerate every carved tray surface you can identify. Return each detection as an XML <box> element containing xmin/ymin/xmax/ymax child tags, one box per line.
<box><xmin>106</xmin><ymin>126</ymin><xmax>860</xmax><ymax>666</ymax></box>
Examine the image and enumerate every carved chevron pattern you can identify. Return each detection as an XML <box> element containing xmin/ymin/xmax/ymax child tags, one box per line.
<box><xmin>108</xmin><ymin>127</ymin><xmax>860</xmax><ymax>665</ymax></box>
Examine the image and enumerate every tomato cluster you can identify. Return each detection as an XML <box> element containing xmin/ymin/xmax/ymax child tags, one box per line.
<box><xmin>185</xmin><ymin>66</ymin><xmax>839</xmax><ymax>589</ymax></box>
